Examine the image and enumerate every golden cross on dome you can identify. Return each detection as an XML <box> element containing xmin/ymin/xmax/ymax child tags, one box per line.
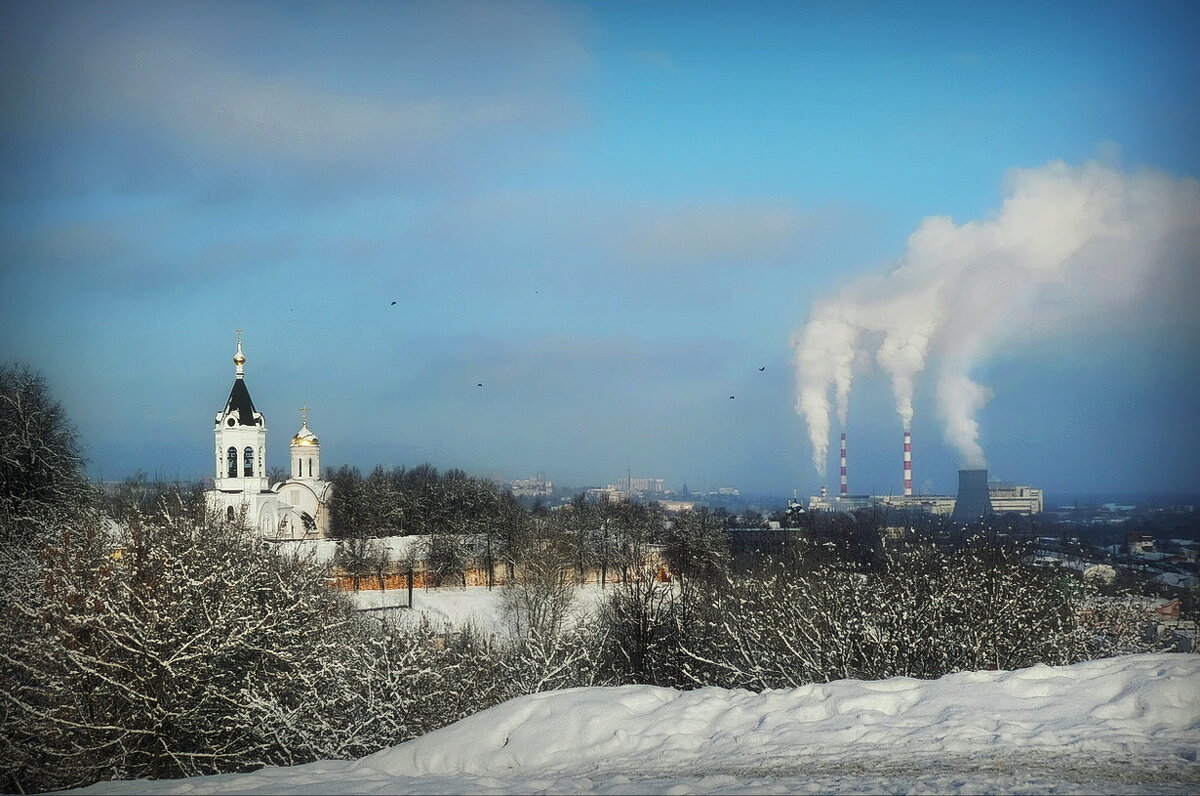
<box><xmin>299</xmin><ymin>403</ymin><xmax>311</xmax><ymax>425</ymax></box>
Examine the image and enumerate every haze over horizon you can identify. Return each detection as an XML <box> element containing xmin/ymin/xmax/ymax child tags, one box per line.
<box><xmin>2</xmin><ymin>1</ymin><xmax>1198</xmax><ymax>497</ymax></box>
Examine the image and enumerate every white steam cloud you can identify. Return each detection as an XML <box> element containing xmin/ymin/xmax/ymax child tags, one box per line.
<box><xmin>791</xmin><ymin>160</ymin><xmax>1200</xmax><ymax>474</ymax></box>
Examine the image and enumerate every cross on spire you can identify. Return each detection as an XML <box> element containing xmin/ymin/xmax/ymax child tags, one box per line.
<box><xmin>232</xmin><ymin>329</ymin><xmax>247</xmax><ymax>377</ymax></box>
<box><xmin>299</xmin><ymin>403</ymin><xmax>311</xmax><ymax>426</ymax></box>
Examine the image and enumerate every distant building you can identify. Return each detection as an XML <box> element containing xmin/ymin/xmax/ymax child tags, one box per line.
<box><xmin>509</xmin><ymin>474</ymin><xmax>553</xmax><ymax>498</ymax></box>
<box><xmin>808</xmin><ymin>494</ymin><xmax>875</xmax><ymax>512</ymax></box>
<box><xmin>658</xmin><ymin>499</ymin><xmax>698</xmax><ymax>512</ymax></box>
<box><xmin>629</xmin><ymin>477</ymin><xmax>665</xmax><ymax>495</ymax></box>
<box><xmin>1127</xmin><ymin>532</ymin><xmax>1156</xmax><ymax>557</ymax></box>
<box><xmin>876</xmin><ymin>494</ymin><xmax>956</xmax><ymax>516</ymax></box>
<box><xmin>586</xmin><ymin>486</ymin><xmax>629</xmax><ymax>502</ymax></box>
<box><xmin>989</xmin><ymin>484</ymin><xmax>1044</xmax><ymax>514</ymax></box>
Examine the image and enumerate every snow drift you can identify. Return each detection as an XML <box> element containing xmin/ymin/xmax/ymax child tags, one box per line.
<box><xmin>74</xmin><ymin>653</ymin><xmax>1200</xmax><ymax>794</ymax></box>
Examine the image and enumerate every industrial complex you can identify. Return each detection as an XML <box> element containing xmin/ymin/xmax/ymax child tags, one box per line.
<box><xmin>806</xmin><ymin>432</ymin><xmax>1044</xmax><ymax>519</ymax></box>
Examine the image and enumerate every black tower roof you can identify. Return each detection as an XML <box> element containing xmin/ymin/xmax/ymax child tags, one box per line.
<box><xmin>223</xmin><ymin>379</ymin><xmax>261</xmax><ymax>426</ymax></box>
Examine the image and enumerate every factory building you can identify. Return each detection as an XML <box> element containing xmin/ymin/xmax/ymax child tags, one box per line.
<box><xmin>988</xmin><ymin>483</ymin><xmax>1044</xmax><ymax>514</ymax></box>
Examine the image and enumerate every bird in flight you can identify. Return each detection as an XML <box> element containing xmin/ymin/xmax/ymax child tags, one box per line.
<box><xmin>391</xmin><ymin>301</ymin><xmax>397</xmax><ymax>305</ymax></box>
<box><xmin>729</xmin><ymin>395</ymin><xmax>736</xmax><ymax>400</ymax></box>
<box><xmin>758</xmin><ymin>366</ymin><xmax>765</xmax><ymax>371</ymax></box>
<box><xmin>477</xmin><ymin>383</ymin><xmax>483</xmax><ymax>387</ymax></box>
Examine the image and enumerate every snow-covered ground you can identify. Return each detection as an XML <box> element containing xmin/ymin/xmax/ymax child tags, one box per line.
<box><xmin>73</xmin><ymin>653</ymin><xmax>1200</xmax><ymax>795</ymax></box>
<box><xmin>349</xmin><ymin>584</ymin><xmax>612</xmax><ymax>633</ymax></box>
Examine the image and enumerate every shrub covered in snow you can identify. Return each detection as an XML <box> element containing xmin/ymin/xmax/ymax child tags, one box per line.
<box><xmin>0</xmin><ymin>494</ymin><xmax>513</xmax><ymax>793</ymax></box>
<box><xmin>598</xmin><ymin>539</ymin><xmax>1171</xmax><ymax>690</ymax></box>
<box><xmin>1084</xmin><ymin>562</ymin><xmax>1119</xmax><ymax>585</ymax></box>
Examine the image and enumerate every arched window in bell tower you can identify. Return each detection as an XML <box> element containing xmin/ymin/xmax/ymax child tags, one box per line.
<box><xmin>244</xmin><ymin>446</ymin><xmax>254</xmax><ymax>477</ymax></box>
<box><xmin>227</xmin><ymin>447</ymin><xmax>237</xmax><ymax>478</ymax></box>
<box><xmin>308</xmin><ymin>457</ymin><xmax>313</xmax><ymax>477</ymax></box>
<box><xmin>226</xmin><ymin>505</ymin><xmax>235</xmax><ymax>523</ymax></box>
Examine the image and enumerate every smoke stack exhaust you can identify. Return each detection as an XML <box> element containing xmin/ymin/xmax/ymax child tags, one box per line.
<box><xmin>839</xmin><ymin>432</ymin><xmax>848</xmax><ymax>496</ymax></box>
<box><xmin>903</xmin><ymin>431</ymin><xmax>912</xmax><ymax>496</ymax></box>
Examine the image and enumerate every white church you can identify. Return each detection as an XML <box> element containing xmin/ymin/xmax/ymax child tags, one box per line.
<box><xmin>205</xmin><ymin>336</ymin><xmax>332</xmax><ymax>539</ymax></box>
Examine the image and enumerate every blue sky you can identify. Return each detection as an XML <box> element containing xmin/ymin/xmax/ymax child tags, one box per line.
<box><xmin>2</xmin><ymin>0</ymin><xmax>1198</xmax><ymax>496</ymax></box>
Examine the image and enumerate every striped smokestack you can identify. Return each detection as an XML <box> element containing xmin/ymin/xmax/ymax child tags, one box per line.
<box><xmin>840</xmin><ymin>432</ymin><xmax>848</xmax><ymax>496</ymax></box>
<box><xmin>903</xmin><ymin>430</ymin><xmax>912</xmax><ymax>496</ymax></box>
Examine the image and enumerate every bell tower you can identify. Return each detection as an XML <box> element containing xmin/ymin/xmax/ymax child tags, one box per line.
<box><xmin>290</xmin><ymin>404</ymin><xmax>321</xmax><ymax>481</ymax></box>
<box><xmin>213</xmin><ymin>331</ymin><xmax>268</xmax><ymax>494</ymax></box>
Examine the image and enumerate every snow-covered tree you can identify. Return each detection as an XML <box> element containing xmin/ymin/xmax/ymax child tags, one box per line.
<box><xmin>498</xmin><ymin>519</ymin><xmax>603</xmax><ymax>694</ymax></box>
<box><xmin>0</xmin><ymin>364</ymin><xmax>96</xmax><ymax>600</ymax></box>
<box><xmin>2</xmin><ymin>496</ymin><xmax>353</xmax><ymax>789</ymax></box>
<box><xmin>668</xmin><ymin>539</ymin><xmax>1171</xmax><ymax>691</ymax></box>
<box><xmin>597</xmin><ymin>569</ymin><xmax>684</xmax><ymax>686</ymax></box>
<box><xmin>1</xmin><ymin>491</ymin><xmax>511</xmax><ymax>792</ymax></box>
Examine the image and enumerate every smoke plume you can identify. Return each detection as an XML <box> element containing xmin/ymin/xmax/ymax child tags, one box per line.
<box><xmin>791</xmin><ymin>159</ymin><xmax>1200</xmax><ymax>473</ymax></box>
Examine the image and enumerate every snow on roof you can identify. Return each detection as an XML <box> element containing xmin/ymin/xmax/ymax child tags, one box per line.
<box><xmin>73</xmin><ymin>653</ymin><xmax>1200</xmax><ymax>794</ymax></box>
<box><xmin>274</xmin><ymin>535</ymin><xmax>431</xmax><ymax>563</ymax></box>
<box><xmin>1154</xmin><ymin>572</ymin><xmax>1199</xmax><ymax>589</ymax></box>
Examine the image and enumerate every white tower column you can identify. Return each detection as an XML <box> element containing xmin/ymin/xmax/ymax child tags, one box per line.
<box><xmin>290</xmin><ymin>404</ymin><xmax>321</xmax><ymax>481</ymax></box>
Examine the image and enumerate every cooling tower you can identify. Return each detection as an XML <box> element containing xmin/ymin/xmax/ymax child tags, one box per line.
<box><xmin>950</xmin><ymin>469</ymin><xmax>993</xmax><ymax>524</ymax></box>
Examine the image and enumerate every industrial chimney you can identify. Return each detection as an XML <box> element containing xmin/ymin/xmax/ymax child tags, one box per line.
<box><xmin>950</xmin><ymin>469</ymin><xmax>993</xmax><ymax>524</ymax></box>
<box><xmin>839</xmin><ymin>432</ymin><xmax>848</xmax><ymax>497</ymax></box>
<box><xmin>903</xmin><ymin>431</ymin><xmax>912</xmax><ymax>496</ymax></box>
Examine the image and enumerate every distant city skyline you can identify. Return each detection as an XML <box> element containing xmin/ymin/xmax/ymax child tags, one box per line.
<box><xmin>2</xmin><ymin>1</ymin><xmax>1198</xmax><ymax>496</ymax></box>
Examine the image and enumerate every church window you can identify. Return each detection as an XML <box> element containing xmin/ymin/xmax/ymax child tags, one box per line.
<box><xmin>226</xmin><ymin>505</ymin><xmax>235</xmax><ymax>523</ymax></box>
<box><xmin>244</xmin><ymin>446</ymin><xmax>254</xmax><ymax>477</ymax></box>
<box><xmin>227</xmin><ymin>418</ymin><xmax>234</xmax><ymax>427</ymax></box>
<box><xmin>308</xmin><ymin>457</ymin><xmax>313</xmax><ymax>477</ymax></box>
<box><xmin>227</xmin><ymin>447</ymin><xmax>237</xmax><ymax>478</ymax></box>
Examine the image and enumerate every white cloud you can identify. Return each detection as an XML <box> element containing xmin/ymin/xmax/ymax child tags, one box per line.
<box><xmin>10</xmin><ymin>1</ymin><xmax>591</xmax><ymax>177</ymax></box>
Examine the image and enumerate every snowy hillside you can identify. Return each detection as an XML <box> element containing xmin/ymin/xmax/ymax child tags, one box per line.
<box><xmin>74</xmin><ymin>653</ymin><xmax>1199</xmax><ymax>794</ymax></box>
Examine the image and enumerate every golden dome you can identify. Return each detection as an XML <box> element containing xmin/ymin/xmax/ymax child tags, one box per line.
<box><xmin>292</xmin><ymin>414</ymin><xmax>319</xmax><ymax>446</ymax></box>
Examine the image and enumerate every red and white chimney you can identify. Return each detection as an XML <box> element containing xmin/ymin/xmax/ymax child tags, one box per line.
<box><xmin>903</xmin><ymin>431</ymin><xmax>912</xmax><ymax>496</ymax></box>
<box><xmin>840</xmin><ymin>432</ymin><xmax>848</xmax><ymax>496</ymax></box>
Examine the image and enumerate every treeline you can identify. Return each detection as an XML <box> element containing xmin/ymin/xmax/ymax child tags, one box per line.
<box><xmin>326</xmin><ymin>463</ymin><xmax>526</xmax><ymax>538</ymax></box>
